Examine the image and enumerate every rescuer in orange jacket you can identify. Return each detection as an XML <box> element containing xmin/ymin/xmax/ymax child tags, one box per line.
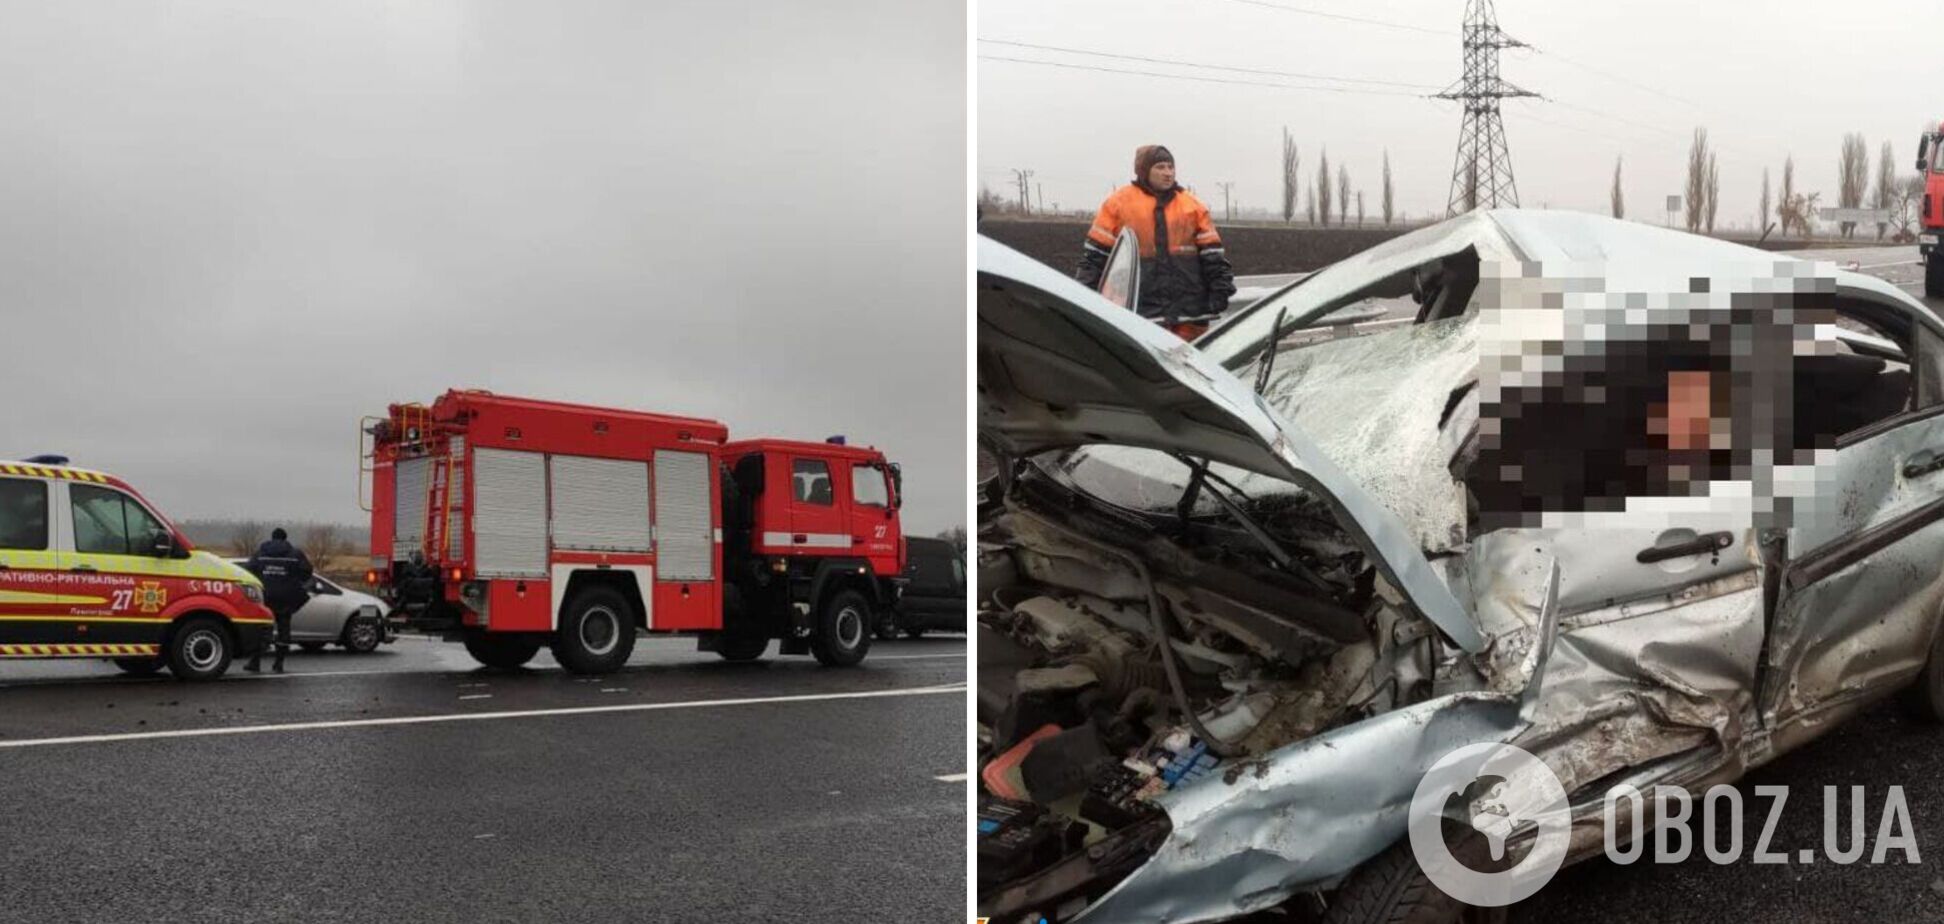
<box><xmin>1075</xmin><ymin>144</ymin><xmax>1236</xmax><ymax>338</ymax></box>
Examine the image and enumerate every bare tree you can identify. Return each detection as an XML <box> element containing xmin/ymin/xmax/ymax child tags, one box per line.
<box><xmin>225</xmin><ymin>520</ymin><xmax>267</xmax><ymax>556</ymax></box>
<box><xmin>1782</xmin><ymin>190</ymin><xmax>1822</xmax><ymax>239</ymax></box>
<box><xmin>1280</xmin><ymin>127</ymin><xmax>1299</xmax><ymax>222</ymax></box>
<box><xmin>1356</xmin><ymin>190</ymin><xmax>1365</xmax><ymax>225</ymax></box>
<box><xmin>1381</xmin><ymin>150</ymin><xmax>1395</xmax><ymax>226</ymax></box>
<box><xmin>1704</xmin><ymin>153</ymin><xmax>1720</xmax><ymax>234</ymax></box>
<box><xmin>1337</xmin><ymin>164</ymin><xmax>1350</xmax><ymax>224</ymax></box>
<box><xmin>1684</xmin><ymin>128</ymin><xmax>1709</xmax><ymax>232</ymax></box>
<box><xmin>1759</xmin><ymin>168</ymin><xmax>1771</xmax><ymax>234</ymax></box>
<box><xmin>1316</xmin><ymin>148</ymin><xmax>1332</xmax><ymax>226</ymax></box>
<box><xmin>1838</xmin><ymin>132</ymin><xmax>1868</xmax><ymax>238</ymax></box>
<box><xmin>1896</xmin><ymin>174</ymin><xmax>1926</xmax><ymax>238</ymax></box>
<box><xmin>1780</xmin><ymin>156</ymin><xmax>1796</xmax><ymax>236</ymax></box>
<box><xmin>1610</xmin><ymin>156</ymin><xmax>1624</xmax><ymax>219</ymax></box>
<box><xmin>1873</xmin><ymin>140</ymin><xmax>1896</xmax><ymax>240</ymax></box>
<box><xmin>937</xmin><ymin>526</ymin><xmax>967</xmax><ymax>555</ymax></box>
<box><xmin>1305</xmin><ymin>186</ymin><xmax>1317</xmax><ymax>224</ymax></box>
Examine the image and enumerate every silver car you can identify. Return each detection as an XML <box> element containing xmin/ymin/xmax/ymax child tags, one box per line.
<box><xmin>229</xmin><ymin>560</ymin><xmax>393</xmax><ymax>653</ymax></box>
<box><xmin>976</xmin><ymin>211</ymin><xmax>1944</xmax><ymax>923</ymax></box>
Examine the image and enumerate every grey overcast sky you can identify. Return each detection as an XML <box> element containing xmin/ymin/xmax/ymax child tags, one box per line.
<box><xmin>980</xmin><ymin>0</ymin><xmax>1944</xmax><ymax>230</ymax></box>
<box><xmin>0</xmin><ymin>0</ymin><xmax>966</xmax><ymax>536</ymax></box>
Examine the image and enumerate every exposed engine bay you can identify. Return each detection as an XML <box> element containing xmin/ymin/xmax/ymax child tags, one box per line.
<box><xmin>976</xmin><ymin>454</ymin><xmax>1458</xmax><ymax>920</ymax></box>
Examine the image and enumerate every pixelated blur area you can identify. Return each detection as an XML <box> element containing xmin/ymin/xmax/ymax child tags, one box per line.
<box><xmin>1466</xmin><ymin>258</ymin><xmax>1924</xmax><ymax>532</ymax></box>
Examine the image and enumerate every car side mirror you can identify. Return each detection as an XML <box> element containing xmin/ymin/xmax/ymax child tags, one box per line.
<box><xmin>149</xmin><ymin>530</ymin><xmax>176</xmax><ymax>558</ymax></box>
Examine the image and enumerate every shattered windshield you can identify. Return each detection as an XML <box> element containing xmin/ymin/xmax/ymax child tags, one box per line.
<box><xmin>1053</xmin><ymin>312</ymin><xmax>1479</xmax><ymax>554</ymax></box>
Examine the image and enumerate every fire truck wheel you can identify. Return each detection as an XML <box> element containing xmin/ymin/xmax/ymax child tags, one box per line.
<box><xmin>553</xmin><ymin>587</ymin><xmax>638</xmax><ymax>674</ymax></box>
<box><xmin>811</xmin><ymin>589</ymin><xmax>872</xmax><ymax>667</ymax></box>
<box><xmin>462</xmin><ymin>632</ymin><xmax>542</xmax><ymax>670</ymax></box>
<box><xmin>715</xmin><ymin>634</ymin><xmax>770</xmax><ymax>662</ymax></box>
<box><xmin>166</xmin><ymin>617</ymin><xmax>233</xmax><ymax>681</ymax></box>
<box><xmin>112</xmin><ymin>657</ymin><xmax>165</xmax><ymax>676</ymax></box>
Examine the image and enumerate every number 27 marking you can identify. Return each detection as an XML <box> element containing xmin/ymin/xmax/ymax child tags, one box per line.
<box><xmin>110</xmin><ymin>590</ymin><xmax>133</xmax><ymax>611</ymax></box>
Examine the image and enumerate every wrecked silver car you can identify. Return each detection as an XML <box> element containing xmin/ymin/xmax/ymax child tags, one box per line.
<box><xmin>975</xmin><ymin>210</ymin><xmax>1944</xmax><ymax>923</ymax></box>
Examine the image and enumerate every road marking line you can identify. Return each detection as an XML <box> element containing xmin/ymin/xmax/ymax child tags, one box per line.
<box><xmin>0</xmin><ymin>683</ymin><xmax>968</xmax><ymax>750</ymax></box>
<box><xmin>458</xmin><ymin>694</ymin><xmax>492</xmax><ymax>700</ymax></box>
<box><xmin>934</xmin><ymin>773</ymin><xmax>968</xmax><ymax>782</ymax></box>
<box><xmin>867</xmin><ymin>654</ymin><xmax>965</xmax><ymax>661</ymax></box>
<box><xmin>600</xmin><ymin>688</ymin><xmax>627</xmax><ymax>693</ymax></box>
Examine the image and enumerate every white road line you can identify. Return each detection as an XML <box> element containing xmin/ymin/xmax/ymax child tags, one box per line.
<box><xmin>458</xmin><ymin>694</ymin><xmax>492</xmax><ymax>701</ymax></box>
<box><xmin>934</xmin><ymin>773</ymin><xmax>968</xmax><ymax>783</ymax></box>
<box><xmin>0</xmin><ymin>683</ymin><xmax>968</xmax><ymax>750</ymax></box>
<box><xmin>868</xmin><ymin>654</ymin><xmax>965</xmax><ymax>661</ymax></box>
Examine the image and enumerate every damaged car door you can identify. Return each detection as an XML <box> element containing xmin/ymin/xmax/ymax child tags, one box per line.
<box><xmin>1760</xmin><ymin>291</ymin><xmax>1944</xmax><ymax>754</ymax></box>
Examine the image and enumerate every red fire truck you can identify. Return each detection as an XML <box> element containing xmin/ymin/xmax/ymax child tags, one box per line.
<box><xmin>362</xmin><ymin>390</ymin><xmax>906</xmax><ymax>673</ymax></box>
<box><xmin>1916</xmin><ymin>122</ymin><xmax>1944</xmax><ymax>295</ymax></box>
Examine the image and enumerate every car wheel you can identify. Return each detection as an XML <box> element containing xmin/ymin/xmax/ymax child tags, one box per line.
<box><xmin>341</xmin><ymin>616</ymin><xmax>383</xmax><ymax>654</ymax></box>
<box><xmin>166</xmin><ymin>617</ymin><xmax>233</xmax><ymax>681</ymax></box>
<box><xmin>1323</xmin><ymin>841</ymin><xmax>1507</xmax><ymax>924</ymax></box>
<box><xmin>113</xmin><ymin>657</ymin><xmax>165</xmax><ymax>676</ymax></box>
<box><xmin>299</xmin><ymin>642</ymin><xmax>327</xmax><ymax>653</ymax></box>
<box><xmin>462</xmin><ymin>632</ymin><xmax>542</xmax><ymax>670</ymax></box>
<box><xmin>810</xmin><ymin>589</ymin><xmax>872</xmax><ymax>667</ymax></box>
<box><xmin>551</xmin><ymin>586</ymin><xmax>637</xmax><ymax>674</ymax></box>
<box><xmin>715</xmin><ymin>634</ymin><xmax>770</xmax><ymax>662</ymax></box>
<box><xmin>1902</xmin><ymin>615</ymin><xmax>1944</xmax><ymax>722</ymax></box>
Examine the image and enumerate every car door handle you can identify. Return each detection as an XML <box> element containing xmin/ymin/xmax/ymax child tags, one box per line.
<box><xmin>1903</xmin><ymin>450</ymin><xmax>1944</xmax><ymax>478</ymax></box>
<box><xmin>70</xmin><ymin>564</ymin><xmax>96</xmax><ymax>572</ymax></box>
<box><xmin>1636</xmin><ymin>531</ymin><xmax>1734</xmax><ymax>564</ymax></box>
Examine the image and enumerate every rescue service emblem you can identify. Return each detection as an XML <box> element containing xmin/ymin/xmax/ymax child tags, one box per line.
<box><xmin>134</xmin><ymin>581</ymin><xmax>167</xmax><ymax>614</ymax></box>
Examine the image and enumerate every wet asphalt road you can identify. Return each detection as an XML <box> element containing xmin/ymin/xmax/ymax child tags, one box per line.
<box><xmin>0</xmin><ymin>634</ymin><xmax>966</xmax><ymax>923</ymax></box>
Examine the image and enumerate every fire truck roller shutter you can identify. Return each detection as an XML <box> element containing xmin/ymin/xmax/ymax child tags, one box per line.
<box><xmin>393</xmin><ymin>456</ymin><xmax>430</xmax><ymax>562</ymax></box>
<box><xmin>471</xmin><ymin>448</ymin><xmax>548</xmax><ymax>578</ymax></box>
<box><xmin>549</xmin><ymin>455</ymin><xmax>651</xmax><ymax>551</ymax></box>
<box><xmin>653</xmin><ymin>449</ymin><xmax>714</xmax><ymax>582</ymax></box>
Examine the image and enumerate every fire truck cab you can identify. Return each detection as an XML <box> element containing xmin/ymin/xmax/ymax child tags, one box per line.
<box><xmin>1915</xmin><ymin>122</ymin><xmax>1944</xmax><ymax>295</ymax></box>
<box><xmin>365</xmin><ymin>391</ymin><xmax>906</xmax><ymax>674</ymax></box>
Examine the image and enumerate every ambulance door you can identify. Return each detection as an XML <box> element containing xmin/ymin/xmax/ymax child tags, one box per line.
<box><xmin>786</xmin><ymin>454</ymin><xmax>845</xmax><ymax>552</ymax></box>
<box><xmin>65</xmin><ymin>480</ymin><xmax>175</xmax><ymax>650</ymax></box>
<box><xmin>0</xmin><ymin>474</ymin><xmax>73</xmax><ymax>652</ymax></box>
<box><xmin>845</xmin><ymin>462</ymin><xmax>898</xmax><ymax>573</ymax></box>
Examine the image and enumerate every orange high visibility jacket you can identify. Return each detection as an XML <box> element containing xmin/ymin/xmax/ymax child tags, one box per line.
<box><xmin>1075</xmin><ymin>183</ymin><xmax>1236</xmax><ymax>322</ymax></box>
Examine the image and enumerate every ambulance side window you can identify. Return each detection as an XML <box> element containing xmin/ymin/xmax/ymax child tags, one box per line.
<box><xmin>792</xmin><ymin>460</ymin><xmax>833</xmax><ymax>506</ymax></box>
<box><xmin>70</xmin><ymin>484</ymin><xmax>162</xmax><ymax>555</ymax></box>
<box><xmin>0</xmin><ymin>478</ymin><xmax>48</xmax><ymax>551</ymax></box>
<box><xmin>851</xmin><ymin>464</ymin><xmax>888</xmax><ymax>508</ymax></box>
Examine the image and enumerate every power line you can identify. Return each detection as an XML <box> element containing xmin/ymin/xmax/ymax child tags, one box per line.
<box><xmin>1207</xmin><ymin>0</ymin><xmax>1453</xmax><ymax>36</ymax></box>
<box><xmin>978</xmin><ymin>55</ymin><xmax>1429</xmax><ymax>97</ymax></box>
<box><xmin>1522</xmin><ymin>47</ymin><xmax>1705</xmax><ymax>111</ymax></box>
<box><xmin>976</xmin><ymin>38</ymin><xmax>1441</xmax><ymax>89</ymax></box>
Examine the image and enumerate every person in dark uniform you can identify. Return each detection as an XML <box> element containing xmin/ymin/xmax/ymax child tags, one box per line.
<box><xmin>243</xmin><ymin>527</ymin><xmax>313</xmax><ymax>673</ymax></box>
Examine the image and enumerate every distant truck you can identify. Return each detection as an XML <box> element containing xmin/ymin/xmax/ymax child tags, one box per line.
<box><xmin>1916</xmin><ymin>123</ymin><xmax>1944</xmax><ymax>295</ymax></box>
<box><xmin>876</xmin><ymin>536</ymin><xmax>965</xmax><ymax>639</ymax></box>
<box><xmin>362</xmin><ymin>390</ymin><xmax>907</xmax><ymax>673</ymax></box>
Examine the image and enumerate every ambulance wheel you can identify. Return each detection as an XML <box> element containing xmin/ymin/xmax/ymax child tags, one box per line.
<box><xmin>811</xmin><ymin>589</ymin><xmax>872</xmax><ymax>667</ymax></box>
<box><xmin>553</xmin><ymin>587</ymin><xmax>637</xmax><ymax>674</ymax></box>
<box><xmin>113</xmin><ymin>657</ymin><xmax>165</xmax><ymax>676</ymax></box>
<box><xmin>462</xmin><ymin>632</ymin><xmax>541</xmax><ymax>670</ymax></box>
<box><xmin>166</xmin><ymin>617</ymin><xmax>233</xmax><ymax>681</ymax></box>
<box><xmin>715</xmin><ymin>634</ymin><xmax>770</xmax><ymax>662</ymax></box>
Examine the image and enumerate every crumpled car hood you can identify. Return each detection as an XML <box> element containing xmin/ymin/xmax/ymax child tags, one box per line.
<box><xmin>977</xmin><ymin>236</ymin><xmax>1483</xmax><ymax>652</ymax></box>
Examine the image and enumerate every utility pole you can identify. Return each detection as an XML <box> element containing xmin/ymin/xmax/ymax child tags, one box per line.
<box><xmin>1435</xmin><ymin>0</ymin><xmax>1537</xmax><ymax>215</ymax></box>
<box><xmin>1217</xmin><ymin>181</ymin><xmax>1236</xmax><ymax>220</ymax></box>
<box><xmin>1011</xmin><ymin>168</ymin><xmax>1035</xmax><ymax>214</ymax></box>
